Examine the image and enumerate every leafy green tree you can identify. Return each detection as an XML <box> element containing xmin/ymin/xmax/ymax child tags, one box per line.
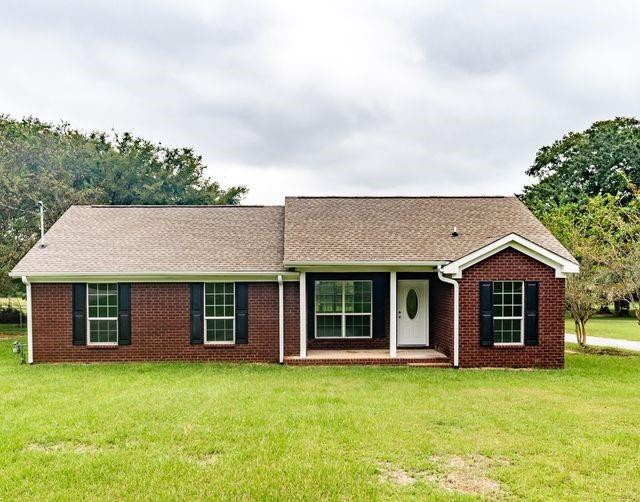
<box><xmin>539</xmin><ymin>193</ymin><xmax>640</xmax><ymax>344</ymax></box>
<box><xmin>0</xmin><ymin>116</ymin><xmax>247</xmax><ymax>294</ymax></box>
<box><xmin>521</xmin><ymin>117</ymin><xmax>640</xmax><ymax>214</ymax></box>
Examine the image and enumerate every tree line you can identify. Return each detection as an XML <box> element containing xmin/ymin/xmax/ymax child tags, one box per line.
<box><xmin>0</xmin><ymin>116</ymin><xmax>247</xmax><ymax>295</ymax></box>
<box><xmin>520</xmin><ymin>117</ymin><xmax>640</xmax><ymax>344</ymax></box>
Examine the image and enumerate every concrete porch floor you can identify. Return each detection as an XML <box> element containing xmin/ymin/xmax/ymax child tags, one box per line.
<box><xmin>285</xmin><ymin>348</ymin><xmax>451</xmax><ymax>366</ymax></box>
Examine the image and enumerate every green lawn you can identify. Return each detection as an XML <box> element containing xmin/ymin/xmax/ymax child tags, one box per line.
<box><xmin>1</xmin><ymin>338</ymin><xmax>640</xmax><ymax>500</ymax></box>
<box><xmin>565</xmin><ymin>314</ymin><xmax>640</xmax><ymax>341</ymax></box>
<box><xmin>0</xmin><ymin>323</ymin><xmax>27</xmax><ymax>336</ymax></box>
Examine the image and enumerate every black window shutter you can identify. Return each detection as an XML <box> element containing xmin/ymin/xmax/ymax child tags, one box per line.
<box><xmin>190</xmin><ymin>283</ymin><xmax>204</xmax><ymax>345</ymax></box>
<box><xmin>72</xmin><ymin>283</ymin><xmax>87</xmax><ymax>345</ymax></box>
<box><xmin>479</xmin><ymin>281</ymin><xmax>494</xmax><ymax>347</ymax></box>
<box><xmin>117</xmin><ymin>283</ymin><xmax>132</xmax><ymax>345</ymax></box>
<box><xmin>307</xmin><ymin>279</ymin><xmax>316</xmax><ymax>339</ymax></box>
<box><xmin>524</xmin><ymin>281</ymin><xmax>539</xmax><ymax>346</ymax></box>
<box><xmin>235</xmin><ymin>283</ymin><xmax>249</xmax><ymax>344</ymax></box>
<box><xmin>372</xmin><ymin>275</ymin><xmax>388</xmax><ymax>339</ymax></box>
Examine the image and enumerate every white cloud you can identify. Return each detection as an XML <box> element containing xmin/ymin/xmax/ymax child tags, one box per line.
<box><xmin>1</xmin><ymin>0</ymin><xmax>639</xmax><ymax>203</ymax></box>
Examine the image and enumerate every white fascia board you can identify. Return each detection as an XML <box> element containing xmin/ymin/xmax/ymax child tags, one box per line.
<box><xmin>440</xmin><ymin>234</ymin><xmax>579</xmax><ymax>279</ymax></box>
<box><xmin>11</xmin><ymin>271</ymin><xmax>300</xmax><ymax>283</ymax></box>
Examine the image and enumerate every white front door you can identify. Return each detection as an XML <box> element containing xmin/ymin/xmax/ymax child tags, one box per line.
<box><xmin>397</xmin><ymin>280</ymin><xmax>429</xmax><ymax>347</ymax></box>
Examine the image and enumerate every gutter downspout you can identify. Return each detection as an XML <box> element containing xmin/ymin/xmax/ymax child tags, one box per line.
<box><xmin>437</xmin><ymin>266</ymin><xmax>459</xmax><ymax>369</ymax></box>
<box><xmin>278</xmin><ymin>274</ymin><xmax>284</xmax><ymax>364</ymax></box>
<box><xmin>21</xmin><ymin>276</ymin><xmax>33</xmax><ymax>364</ymax></box>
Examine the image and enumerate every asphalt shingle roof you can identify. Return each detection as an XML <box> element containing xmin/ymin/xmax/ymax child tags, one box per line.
<box><xmin>11</xmin><ymin>196</ymin><xmax>576</xmax><ymax>276</ymax></box>
<box><xmin>11</xmin><ymin>205</ymin><xmax>286</xmax><ymax>274</ymax></box>
<box><xmin>283</xmin><ymin>196</ymin><xmax>576</xmax><ymax>264</ymax></box>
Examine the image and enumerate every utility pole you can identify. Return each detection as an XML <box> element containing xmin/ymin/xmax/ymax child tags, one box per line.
<box><xmin>37</xmin><ymin>201</ymin><xmax>45</xmax><ymax>247</ymax></box>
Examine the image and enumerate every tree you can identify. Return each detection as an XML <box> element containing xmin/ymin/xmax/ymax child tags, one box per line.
<box><xmin>565</xmin><ymin>260</ymin><xmax>606</xmax><ymax>347</ymax></box>
<box><xmin>521</xmin><ymin>117</ymin><xmax>640</xmax><ymax>214</ymax></box>
<box><xmin>538</xmin><ymin>201</ymin><xmax>609</xmax><ymax>346</ymax></box>
<box><xmin>539</xmin><ymin>192</ymin><xmax>640</xmax><ymax>344</ymax></box>
<box><xmin>0</xmin><ymin>116</ymin><xmax>248</xmax><ymax>294</ymax></box>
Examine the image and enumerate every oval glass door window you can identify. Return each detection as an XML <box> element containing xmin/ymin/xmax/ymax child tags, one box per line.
<box><xmin>406</xmin><ymin>289</ymin><xmax>418</xmax><ymax>319</ymax></box>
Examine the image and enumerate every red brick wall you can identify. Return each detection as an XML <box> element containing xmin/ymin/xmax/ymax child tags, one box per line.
<box><xmin>430</xmin><ymin>279</ymin><xmax>454</xmax><ymax>358</ymax></box>
<box><xmin>31</xmin><ymin>282</ymin><xmax>299</xmax><ymax>363</ymax></box>
<box><xmin>458</xmin><ymin>248</ymin><xmax>565</xmax><ymax>368</ymax></box>
<box><xmin>284</xmin><ymin>282</ymin><xmax>300</xmax><ymax>356</ymax></box>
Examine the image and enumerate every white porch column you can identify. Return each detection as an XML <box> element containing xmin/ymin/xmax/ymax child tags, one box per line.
<box><xmin>22</xmin><ymin>276</ymin><xmax>33</xmax><ymax>364</ymax></box>
<box><xmin>299</xmin><ymin>271</ymin><xmax>307</xmax><ymax>358</ymax></box>
<box><xmin>278</xmin><ymin>275</ymin><xmax>284</xmax><ymax>363</ymax></box>
<box><xmin>389</xmin><ymin>271</ymin><xmax>397</xmax><ymax>358</ymax></box>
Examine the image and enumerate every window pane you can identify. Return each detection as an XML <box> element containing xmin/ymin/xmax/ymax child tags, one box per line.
<box><xmin>204</xmin><ymin>283</ymin><xmax>235</xmax><ymax>320</ymax></box>
<box><xmin>88</xmin><ymin>283</ymin><xmax>118</xmax><ymax>320</ymax></box>
<box><xmin>89</xmin><ymin>319</ymin><xmax>117</xmax><ymax>343</ymax></box>
<box><xmin>344</xmin><ymin>281</ymin><xmax>372</xmax><ymax>315</ymax></box>
<box><xmin>493</xmin><ymin>318</ymin><xmax>521</xmax><ymax>343</ymax></box>
<box><xmin>316</xmin><ymin>315</ymin><xmax>342</xmax><ymax>338</ymax></box>
<box><xmin>315</xmin><ymin>281</ymin><xmax>342</xmax><ymax>314</ymax></box>
<box><xmin>346</xmin><ymin>315</ymin><xmax>371</xmax><ymax>337</ymax></box>
<box><xmin>206</xmin><ymin>318</ymin><xmax>234</xmax><ymax>342</ymax></box>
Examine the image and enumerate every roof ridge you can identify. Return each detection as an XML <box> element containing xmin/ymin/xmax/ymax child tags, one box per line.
<box><xmin>80</xmin><ymin>204</ymin><xmax>284</xmax><ymax>208</ymax></box>
<box><xmin>285</xmin><ymin>195</ymin><xmax>515</xmax><ymax>199</ymax></box>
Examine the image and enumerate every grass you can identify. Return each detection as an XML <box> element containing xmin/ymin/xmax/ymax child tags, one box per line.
<box><xmin>565</xmin><ymin>313</ymin><xmax>640</xmax><ymax>341</ymax></box>
<box><xmin>1</xmin><ymin>338</ymin><xmax>640</xmax><ymax>500</ymax></box>
<box><xmin>0</xmin><ymin>323</ymin><xmax>27</xmax><ymax>337</ymax></box>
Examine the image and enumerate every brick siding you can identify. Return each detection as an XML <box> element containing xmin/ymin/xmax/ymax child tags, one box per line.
<box><xmin>29</xmin><ymin>250</ymin><xmax>565</xmax><ymax>368</ymax></box>
<box><xmin>458</xmin><ymin>248</ymin><xmax>565</xmax><ymax>368</ymax></box>
<box><xmin>430</xmin><ymin>278</ymin><xmax>454</xmax><ymax>358</ymax></box>
<box><xmin>31</xmin><ymin>282</ymin><xmax>299</xmax><ymax>363</ymax></box>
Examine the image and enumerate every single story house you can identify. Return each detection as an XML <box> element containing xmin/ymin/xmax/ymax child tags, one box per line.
<box><xmin>10</xmin><ymin>196</ymin><xmax>578</xmax><ymax>368</ymax></box>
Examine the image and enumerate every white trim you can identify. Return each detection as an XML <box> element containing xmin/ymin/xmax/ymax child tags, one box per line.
<box><xmin>203</xmin><ymin>282</ymin><xmax>236</xmax><ymax>345</ymax></box>
<box><xmin>299</xmin><ymin>272</ymin><xmax>307</xmax><ymax>358</ymax></box>
<box><xmin>278</xmin><ymin>275</ymin><xmax>284</xmax><ymax>363</ymax></box>
<box><xmin>86</xmin><ymin>283</ymin><xmax>119</xmax><ymax>346</ymax></box>
<box><xmin>441</xmin><ymin>234</ymin><xmax>579</xmax><ymax>279</ymax></box>
<box><xmin>492</xmin><ymin>280</ymin><xmax>525</xmax><ymax>346</ymax></box>
<box><xmin>437</xmin><ymin>266</ymin><xmax>459</xmax><ymax>368</ymax></box>
<box><xmin>11</xmin><ymin>271</ymin><xmax>300</xmax><ymax>282</ymax></box>
<box><xmin>21</xmin><ymin>276</ymin><xmax>33</xmax><ymax>364</ymax></box>
<box><xmin>389</xmin><ymin>272</ymin><xmax>397</xmax><ymax>358</ymax></box>
<box><xmin>313</xmin><ymin>280</ymin><xmax>373</xmax><ymax>339</ymax></box>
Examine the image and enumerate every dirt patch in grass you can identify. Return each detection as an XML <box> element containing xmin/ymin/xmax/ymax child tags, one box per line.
<box><xmin>378</xmin><ymin>455</ymin><xmax>506</xmax><ymax>496</ymax></box>
<box><xmin>430</xmin><ymin>454</ymin><xmax>505</xmax><ymax>496</ymax></box>
<box><xmin>196</xmin><ymin>452</ymin><xmax>220</xmax><ymax>466</ymax></box>
<box><xmin>575</xmin><ymin>346</ymin><xmax>639</xmax><ymax>357</ymax></box>
<box><xmin>377</xmin><ymin>461</ymin><xmax>419</xmax><ymax>486</ymax></box>
<box><xmin>27</xmin><ymin>442</ymin><xmax>101</xmax><ymax>454</ymax></box>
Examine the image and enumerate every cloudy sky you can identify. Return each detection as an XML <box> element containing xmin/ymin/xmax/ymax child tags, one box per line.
<box><xmin>2</xmin><ymin>1</ymin><xmax>640</xmax><ymax>203</ymax></box>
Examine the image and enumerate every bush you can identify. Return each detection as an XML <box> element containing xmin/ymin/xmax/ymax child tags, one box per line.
<box><xmin>0</xmin><ymin>307</ymin><xmax>25</xmax><ymax>323</ymax></box>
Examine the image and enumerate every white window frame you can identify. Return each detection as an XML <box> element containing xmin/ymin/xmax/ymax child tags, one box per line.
<box><xmin>204</xmin><ymin>282</ymin><xmax>236</xmax><ymax>345</ymax></box>
<box><xmin>86</xmin><ymin>283</ymin><xmax>118</xmax><ymax>346</ymax></box>
<box><xmin>314</xmin><ymin>280</ymin><xmax>373</xmax><ymax>339</ymax></box>
<box><xmin>492</xmin><ymin>280</ymin><xmax>525</xmax><ymax>346</ymax></box>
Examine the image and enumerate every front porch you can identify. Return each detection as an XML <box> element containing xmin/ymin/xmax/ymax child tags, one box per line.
<box><xmin>295</xmin><ymin>270</ymin><xmax>456</xmax><ymax>365</ymax></box>
<box><xmin>285</xmin><ymin>348</ymin><xmax>451</xmax><ymax>366</ymax></box>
